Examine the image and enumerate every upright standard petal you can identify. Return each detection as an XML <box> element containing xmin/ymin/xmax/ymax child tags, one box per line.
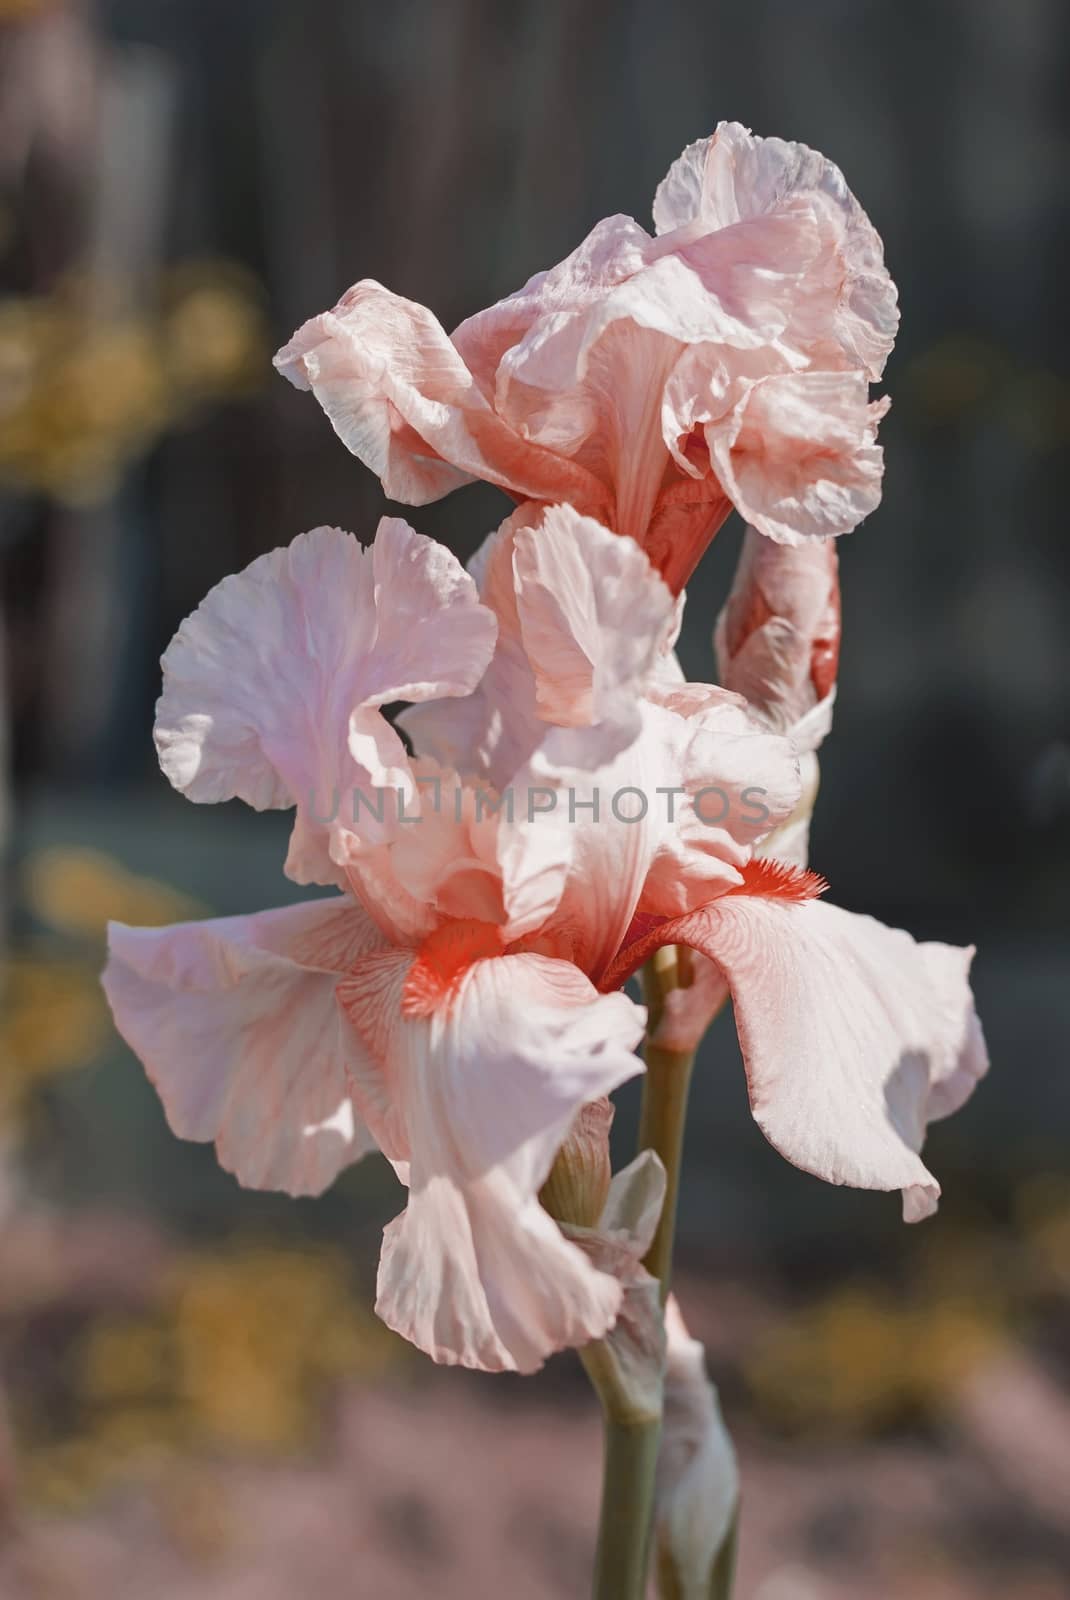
<box><xmin>276</xmin><ymin>128</ymin><xmax>897</xmax><ymax>584</ymax></box>
<box><xmin>653</xmin><ymin>120</ymin><xmax>899</xmax><ymax>379</ymax></box>
<box><xmin>398</xmin><ymin>503</ymin><xmax>546</xmax><ymax>786</ymax></box>
<box><xmin>403</xmin><ymin>505</ymin><xmax>677</xmax><ymax>786</ymax></box>
<box><xmin>604</xmin><ymin>884</ymin><xmax>988</xmax><ymax>1218</ymax></box>
<box><xmin>102</xmin><ymin>897</ymin><xmax>386</xmax><ymax>1196</ymax></box>
<box><xmin>337</xmin><ymin>950</ymin><xmax>646</xmax><ymax>1372</ymax></box>
<box><xmin>513</xmin><ymin>504</ymin><xmax>676</xmax><ymax>732</ymax></box>
<box><xmin>154</xmin><ymin>520</ymin><xmax>496</xmax><ymax>884</ymax></box>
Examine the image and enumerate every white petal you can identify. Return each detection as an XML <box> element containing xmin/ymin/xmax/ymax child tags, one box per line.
<box><xmin>338</xmin><ymin>951</ymin><xmax>646</xmax><ymax>1372</ymax></box>
<box><xmin>154</xmin><ymin>520</ymin><xmax>496</xmax><ymax>885</ymax></box>
<box><xmin>103</xmin><ymin>897</ymin><xmax>386</xmax><ymax>1196</ymax></box>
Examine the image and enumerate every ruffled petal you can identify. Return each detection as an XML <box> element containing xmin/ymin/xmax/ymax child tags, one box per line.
<box><xmin>400</xmin><ymin>503</ymin><xmax>677</xmax><ymax>789</ymax></box>
<box><xmin>604</xmin><ymin>896</ymin><xmax>987</xmax><ymax>1218</ymax></box>
<box><xmin>154</xmin><ymin>520</ymin><xmax>496</xmax><ymax>885</ymax></box>
<box><xmin>275</xmin><ymin>280</ymin><xmax>605</xmax><ymax>511</ymax></box>
<box><xmin>278</xmin><ymin>133</ymin><xmax>895</xmax><ymax>580</ymax></box>
<box><xmin>337</xmin><ymin>951</ymin><xmax>646</xmax><ymax>1372</ymax></box>
<box><xmin>653</xmin><ymin>120</ymin><xmax>898</xmax><ymax>379</ymax></box>
<box><xmin>666</xmin><ymin>531</ymin><xmax>841</xmax><ymax>1057</ymax></box>
<box><xmin>102</xmin><ymin>897</ymin><xmax>386</xmax><ymax>1196</ymax></box>
<box><xmin>490</xmin><ymin>249</ymin><xmax>777</xmax><ymax>572</ymax></box>
<box><xmin>705</xmin><ymin>372</ymin><xmax>888</xmax><ymax>545</ymax></box>
<box><xmin>452</xmin><ymin>214</ymin><xmax>652</xmax><ymax>389</ymax></box>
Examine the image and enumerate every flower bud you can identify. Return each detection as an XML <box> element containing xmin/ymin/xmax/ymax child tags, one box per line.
<box><xmin>715</xmin><ymin>528</ymin><xmax>840</xmax><ymax>736</ymax></box>
<box><xmin>539</xmin><ymin>1097</ymin><xmax>614</xmax><ymax>1228</ymax></box>
<box><xmin>655</xmin><ymin>1296</ymin><xmax>740</xmax><ymax>1599</ymax></box>
<box><xmin>715</xmin><ymin>528</ymin><xmax>840</xmax><ymax>873</ymax></box>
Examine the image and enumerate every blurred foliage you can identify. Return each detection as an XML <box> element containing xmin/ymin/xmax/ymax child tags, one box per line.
<box><xmin>746</xmin><ymin>1179</ymin><xmax>1070</xmax><ymax>1434</ymax></box>
<box><xmin>0</xmin><ymin>261</ymin><xmax>268</xmax><ymax>506</ymax></box>
<box><xmin>19</xmin><ymin>1243</ymin><xmax>400</xmax><ymax>1512</ymax></box>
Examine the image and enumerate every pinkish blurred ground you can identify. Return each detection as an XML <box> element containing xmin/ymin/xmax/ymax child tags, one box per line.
<box><xmin>1</xmin><ymin>1231</ymin><xmax>1068</xmax><ymax>1600</ymax></box>
<box><xmin>2</xmin><ymin>1368</ymin><xmax>1069</xmax><ymax>1600</ymax></box>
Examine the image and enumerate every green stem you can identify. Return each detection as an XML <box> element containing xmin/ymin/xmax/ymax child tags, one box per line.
<box><xmin>582</xmin><ymin>947</ymin><xmax>705</xmax><ymax>1598</ymax></box>
<box><xmin>581</xmin><ymin>1333</ymin><xmax>662</xmax><ymax>1599</ymax></box>
<box><xmin>639</xmin><ymin>951</ymin><xmax>698</xmax><ymax>1303</ymax></box>
<box><xmin>589</xmin><ymin>1411</ymin><xmax>662</xmax><ymax>1599</ymax></box>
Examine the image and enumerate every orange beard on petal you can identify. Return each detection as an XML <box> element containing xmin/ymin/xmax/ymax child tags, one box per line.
<box><xmin>726</xmin><ymin>856</ymin><xmax>828</xmax><ymax>903</ymax></box>
<box><xmin>401</xmin><ymin>920</ymin><xmax>505</xmax><ymax>1018</ymax></box>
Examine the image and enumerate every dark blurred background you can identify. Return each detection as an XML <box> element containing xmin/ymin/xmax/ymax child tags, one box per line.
<box><xmin>1</xmin><ymin>2</ymin><xmax>1068</xmax><ymax>1596</ymax></box>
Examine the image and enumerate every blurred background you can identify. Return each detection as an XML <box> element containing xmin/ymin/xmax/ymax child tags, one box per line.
<box><xmin>1</xmin><ymin>0</ymin><xmax>1068</xmax><ymax>1595</ymax></box>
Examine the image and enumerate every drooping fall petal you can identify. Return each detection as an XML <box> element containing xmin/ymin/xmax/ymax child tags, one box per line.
<box><xmin>153</xmin><ymin>520</ymin><xmax>496</xmax><ymax>885</ymax></box>
<box><xmin>603</xmin><ymin>892</ymin><xmax>987</xmax><ymax>1219</ymax></box>
<box><xmin>102</xmin><ymin>897</ymin><xmax>386</xmax><ymax>1196</ymax></box>
<box><xmin>337</xmin><ymin>950</ymin><xmax>646</xmax><ymax>1373</ymax></box>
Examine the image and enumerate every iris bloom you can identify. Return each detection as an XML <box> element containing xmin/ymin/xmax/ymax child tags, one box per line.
<box><xmin>275</xmin><ymin>122</ymin><xmax>897</xmax><ymax>592</ymax></box>
<box><xmin>104</xmin><ymin>505</ymin><xmax>983</xmax><ymax>1375</ymax></box>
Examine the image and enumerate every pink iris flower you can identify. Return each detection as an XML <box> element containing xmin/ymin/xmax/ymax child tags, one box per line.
<box><xmin>103</xmin><ymin>506</ymin><xmax>984</xmax><ymax>1375</ymax></box>
<box><xmin>274</xmin><ymin>122</ymin><xmax>898</xmax><ymax>592</ymax></box>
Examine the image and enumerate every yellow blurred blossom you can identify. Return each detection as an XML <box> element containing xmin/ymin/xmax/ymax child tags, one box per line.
<box><xmin>0</xmin><ymin>261</ymin><xmax>268</xmax><ymax>505</ymax></box>
<box><xmin>0</xmin><ymin>953</ymin><xmax>109</xmax><ymax>1111</ymax></box>
<box><xmin>80</xmin><ymin>1319</ymin><xmax>172</xmax><ymax>1407</ymax></box>
<box><xmin>746</xmin><ymin>1283</ymin><xmax>1003</xmax><ymax>1434</ymax></box>
<box><xmin>162</xmin><ymin>261</ymin><xmax>269</xmax><ymax>399</ymax></box>
<box><xmin>23</xmin><ymin>1242</ymin><xmax>399</xmax><ymax>1509</ymax></box>
<box><xmin>1</xmin><ymin>850</ymin><xmax>201</xmax><ymax>1118</ymax></box>
<box><xmin>0</xmin><ymin>0</ymin><xmax>58</xmax><ymax>19</ymax></box>
<box><xmin>23</xmin><ymin>845</ymin><xmax>205</xmax><ymax>941</ymax></box>
<box><xmin>167</xmin><ymin>1245</ymin><xmax>395</xmax><ymax>1451</ymax></box>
